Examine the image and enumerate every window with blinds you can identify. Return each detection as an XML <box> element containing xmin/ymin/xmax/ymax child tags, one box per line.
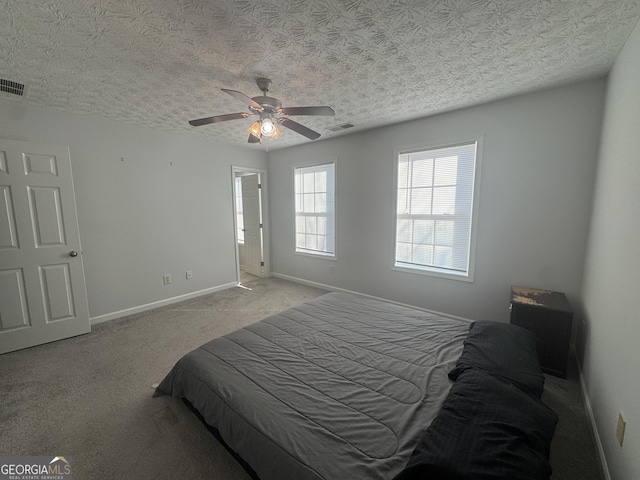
<box><xmin>294</xmin><ymin>162</ymin><xmax>335</xmax><ymax>257</ymax></box>
<box><xmin>395</xmin><ymin>141</ymin><xmax>478</xmax><ymax>279</ymax></box>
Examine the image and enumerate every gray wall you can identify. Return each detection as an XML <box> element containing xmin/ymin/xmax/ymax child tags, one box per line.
<box><xmin>268</xmin><ymin>79</ymin><xmax>605</xmax><ymax>323</ymax></box>
<box><xmin>0</xmin><ymin>100</ymin><xmax>266</xmax><ymax>320</ymax></box>
<box><xmin>580</xmin><ymin>19</ymin><xmax>640</xmax><ymax>480</ymax></box>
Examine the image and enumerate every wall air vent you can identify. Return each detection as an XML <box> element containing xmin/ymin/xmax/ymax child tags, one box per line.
<box><xmin>328</xmin><ymin>123</ymin><xmax>355</xmax><ymax>132</ymax></box>
<box><xmin>0</xmin><ymin>79</ymin><xmax>26</xmax><ymax>97</ymax></box>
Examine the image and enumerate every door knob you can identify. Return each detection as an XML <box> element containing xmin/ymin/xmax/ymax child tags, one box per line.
<box><xmin>69</xmin><ymin>251</ymin><xmax>78</xmax><ymax>257</ymax></box>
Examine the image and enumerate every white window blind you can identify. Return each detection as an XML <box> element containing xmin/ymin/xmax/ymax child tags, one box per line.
<box><xmin>295</xmin><ymin>162</ymin><xmax>335</xmax><ymax>256</ymax></box>
<box><xmin>395</xmin><ymin>141</ymin><xmax>478</xmax><ymax>278</ymax></box>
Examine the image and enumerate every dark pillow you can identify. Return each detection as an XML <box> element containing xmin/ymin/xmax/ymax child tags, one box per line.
<box><xmin>449</xmin><ymin>320</ymin><xmax>545</xmax><ymax>397</ymax></box>
<box><xmin>395</xmin><ymin>368</ymin><xmax>558</xmax><ymax>480</ymax></box>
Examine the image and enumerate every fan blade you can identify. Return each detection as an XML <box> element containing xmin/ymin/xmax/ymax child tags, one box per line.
<box><xmin>278</xmin><ymin>118</ymin><xmax>321</xmax><ymax>140</ymax></box>
<box><xmin>189</xmin><ymin>112</ymin><xmax>251</xmax><ymax>127</ymax></box>
<box><xmin>279</xmin><ymin>106</ymin><xmax>335</xmax><ymax>116</ymax></box>
<box><xmin>222</xmin><ymin>89</ymin><xmax>264</xmax><ymax>111</ymax></box>
<box><xmin>248</xmin><ymin>133</ymin><xmax>261</xmax><ymax>143</ymax></box>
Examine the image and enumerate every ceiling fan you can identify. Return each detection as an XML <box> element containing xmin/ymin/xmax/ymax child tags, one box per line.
<box><xmin>189</xmin><ymin>78</ymin><xmax>335</xmax><ymax>144</ymax></box>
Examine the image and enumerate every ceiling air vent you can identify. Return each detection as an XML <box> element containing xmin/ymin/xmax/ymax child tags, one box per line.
<box><xmin>328</xmin><ymin>123</ymin><xmax>355</xmax><ymax>132</ymax></box>
<box><xmin>0</xmin><ymin>79</ymin><xmax>26</xmax><ymax>97</ymax></box>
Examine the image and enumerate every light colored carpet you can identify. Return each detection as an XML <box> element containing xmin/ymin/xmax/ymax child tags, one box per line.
<box><xmin>0</xmin><ymin>276</ymin><xmax>603</xmax><ymax>479</ymax></box>
<box><xmin>0</xmin><ymin>277</ymin><xmax>326</xmax><ymax>479</ymax></box>
<box><xmin>544</xmin><ymin>357</ymin><xmax>605</xmax><ymax>480</ymax></box>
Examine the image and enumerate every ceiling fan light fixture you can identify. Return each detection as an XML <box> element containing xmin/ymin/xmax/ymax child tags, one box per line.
<box><xmin>189</xmin><ymin>78</ymin><xmax>332</xmax><ymax>144</ymax></box>
<box><xmin>270</xmin><ymin>124</ymin><xmax>283</xmax><ymax>140</ymax></box>
<box><xmin>247</xmin><ymin>121</ymin><xmax>262</xmax><ymax>139</ymax></box>
<box><xmin>260</xmin><ymin>117</ymin><xmax>276</xmax><ymax>137</ymax></box>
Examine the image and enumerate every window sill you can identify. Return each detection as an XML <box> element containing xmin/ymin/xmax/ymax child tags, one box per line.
<box><xmin>392</xmin><ymin>263</ymin><xmax>474</xmax><ymax>283</ymax></box>
<box><xmin>295</xmin><ymin>249</ymin><xmax>336</xmax><ymax>260</ymax></box>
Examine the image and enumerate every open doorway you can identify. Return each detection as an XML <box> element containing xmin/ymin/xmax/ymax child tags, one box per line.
<box><xmin>232</xmin><ymin>166</ymin><xmax>269</xmax><ymax>285</ymax></box>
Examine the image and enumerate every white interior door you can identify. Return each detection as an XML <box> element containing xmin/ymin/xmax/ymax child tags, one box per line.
<box><xmin>0</xmin><ymin>139</ymin><xmax>90</xmax><ymax>354</ymax></box>
<box><xmin>241</xmin><ymin>174</ymin><xmax>263</xmax><ymax>277</ymax></box>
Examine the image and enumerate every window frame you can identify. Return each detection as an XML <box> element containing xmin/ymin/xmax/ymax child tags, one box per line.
<box><xmin>392</xmin><ymin>138</ymin><xmax>482</xmax><ymax>282</ymax></box>
<box><xmin>293</xmin><ymin>159</ymin><xmax>337</xmax><ymax>259</ymax></box>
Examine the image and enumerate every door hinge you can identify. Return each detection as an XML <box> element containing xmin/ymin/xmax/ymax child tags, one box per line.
<box><xmin>259</xmin><ymin>223</ymin><xmax>263</xmax><ymax>228</ymax></box>
<box><xmin>260</xmin><ymin>261</ymin><xmax>264</xmax><ymax>266</ymax></box>
<box><xmin>258</xmin><ymin>183</ymin><xmax>262</xmax><ymax>188</ymax></box>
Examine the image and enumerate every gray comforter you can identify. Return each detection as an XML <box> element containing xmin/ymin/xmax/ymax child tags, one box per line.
<box><xmin>154</xmin><ymin>292</ymin><xmax>468</xmax><ymax>480</ymax></box>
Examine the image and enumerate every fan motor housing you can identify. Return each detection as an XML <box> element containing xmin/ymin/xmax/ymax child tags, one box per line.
<box><xmin>251</xmin><ymin>95</ymin><xmax>282</xmax><ymax>112</ymax></box>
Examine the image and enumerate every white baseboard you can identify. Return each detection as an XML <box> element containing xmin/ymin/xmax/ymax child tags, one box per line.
<box><xmin>576</xmin><ymin>356</ymin><xmax>611</xmax><ymax>480</ymax></box>
<box><xmin>271</xmin><ymin>272</ymin><xmax>473</xmax><ymax>323</ymax></box>
<box><xmin>89</xmin><ymin>282</ymin><xmax>238</xmax><ymax>325</ymax></box>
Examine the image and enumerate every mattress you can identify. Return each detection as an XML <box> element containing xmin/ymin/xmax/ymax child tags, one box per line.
<box><xmin>154</xmin><ymin>292</ymin><xmax>469</xmax><ymax>480</ymax></box>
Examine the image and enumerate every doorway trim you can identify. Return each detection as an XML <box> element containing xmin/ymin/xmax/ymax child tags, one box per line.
<box><xmin>231</xmin><ymin>166</ymin><xmax>270</xmax><ymax>284</ymax></box>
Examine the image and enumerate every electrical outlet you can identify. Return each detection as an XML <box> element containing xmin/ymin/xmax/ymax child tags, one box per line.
<box><xmin>186</xmin><ymin>270</ymin><xmax>193</xmax><ymax>280</ymax></box>
<box><xmin>163</xmin><ymin>274</ymin><xmax>171</xmax><ymax>285</ymax></box>
<box><xmin>616</xmin><ymin>412</ymin><xmax>626</xmax><ymax>446</ymax></box>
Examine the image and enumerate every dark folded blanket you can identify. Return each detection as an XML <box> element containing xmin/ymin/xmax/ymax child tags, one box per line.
<box><xmin>395</xmin><ymin>321</ymin><xmax>558</xmax><ymax>480</ymax></box>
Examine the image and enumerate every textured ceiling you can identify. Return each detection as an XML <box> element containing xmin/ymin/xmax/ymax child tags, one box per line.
<box><xmin>1</xmin><ymin>0</ymin><xmax>640</xmax><ymax>150</ymax></box>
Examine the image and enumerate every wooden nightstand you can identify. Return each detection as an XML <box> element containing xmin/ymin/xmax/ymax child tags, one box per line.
<box><xmin>509</xmin><ymin>286</ymin><xmax>573</xmax><ymax>378</ymax></box>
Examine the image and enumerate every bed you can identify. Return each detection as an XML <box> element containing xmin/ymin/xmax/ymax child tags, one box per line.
<box><xmin>154</xmin><ymin>291</ymin><xmax>558</xmax><ymax>480</ymax></box>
